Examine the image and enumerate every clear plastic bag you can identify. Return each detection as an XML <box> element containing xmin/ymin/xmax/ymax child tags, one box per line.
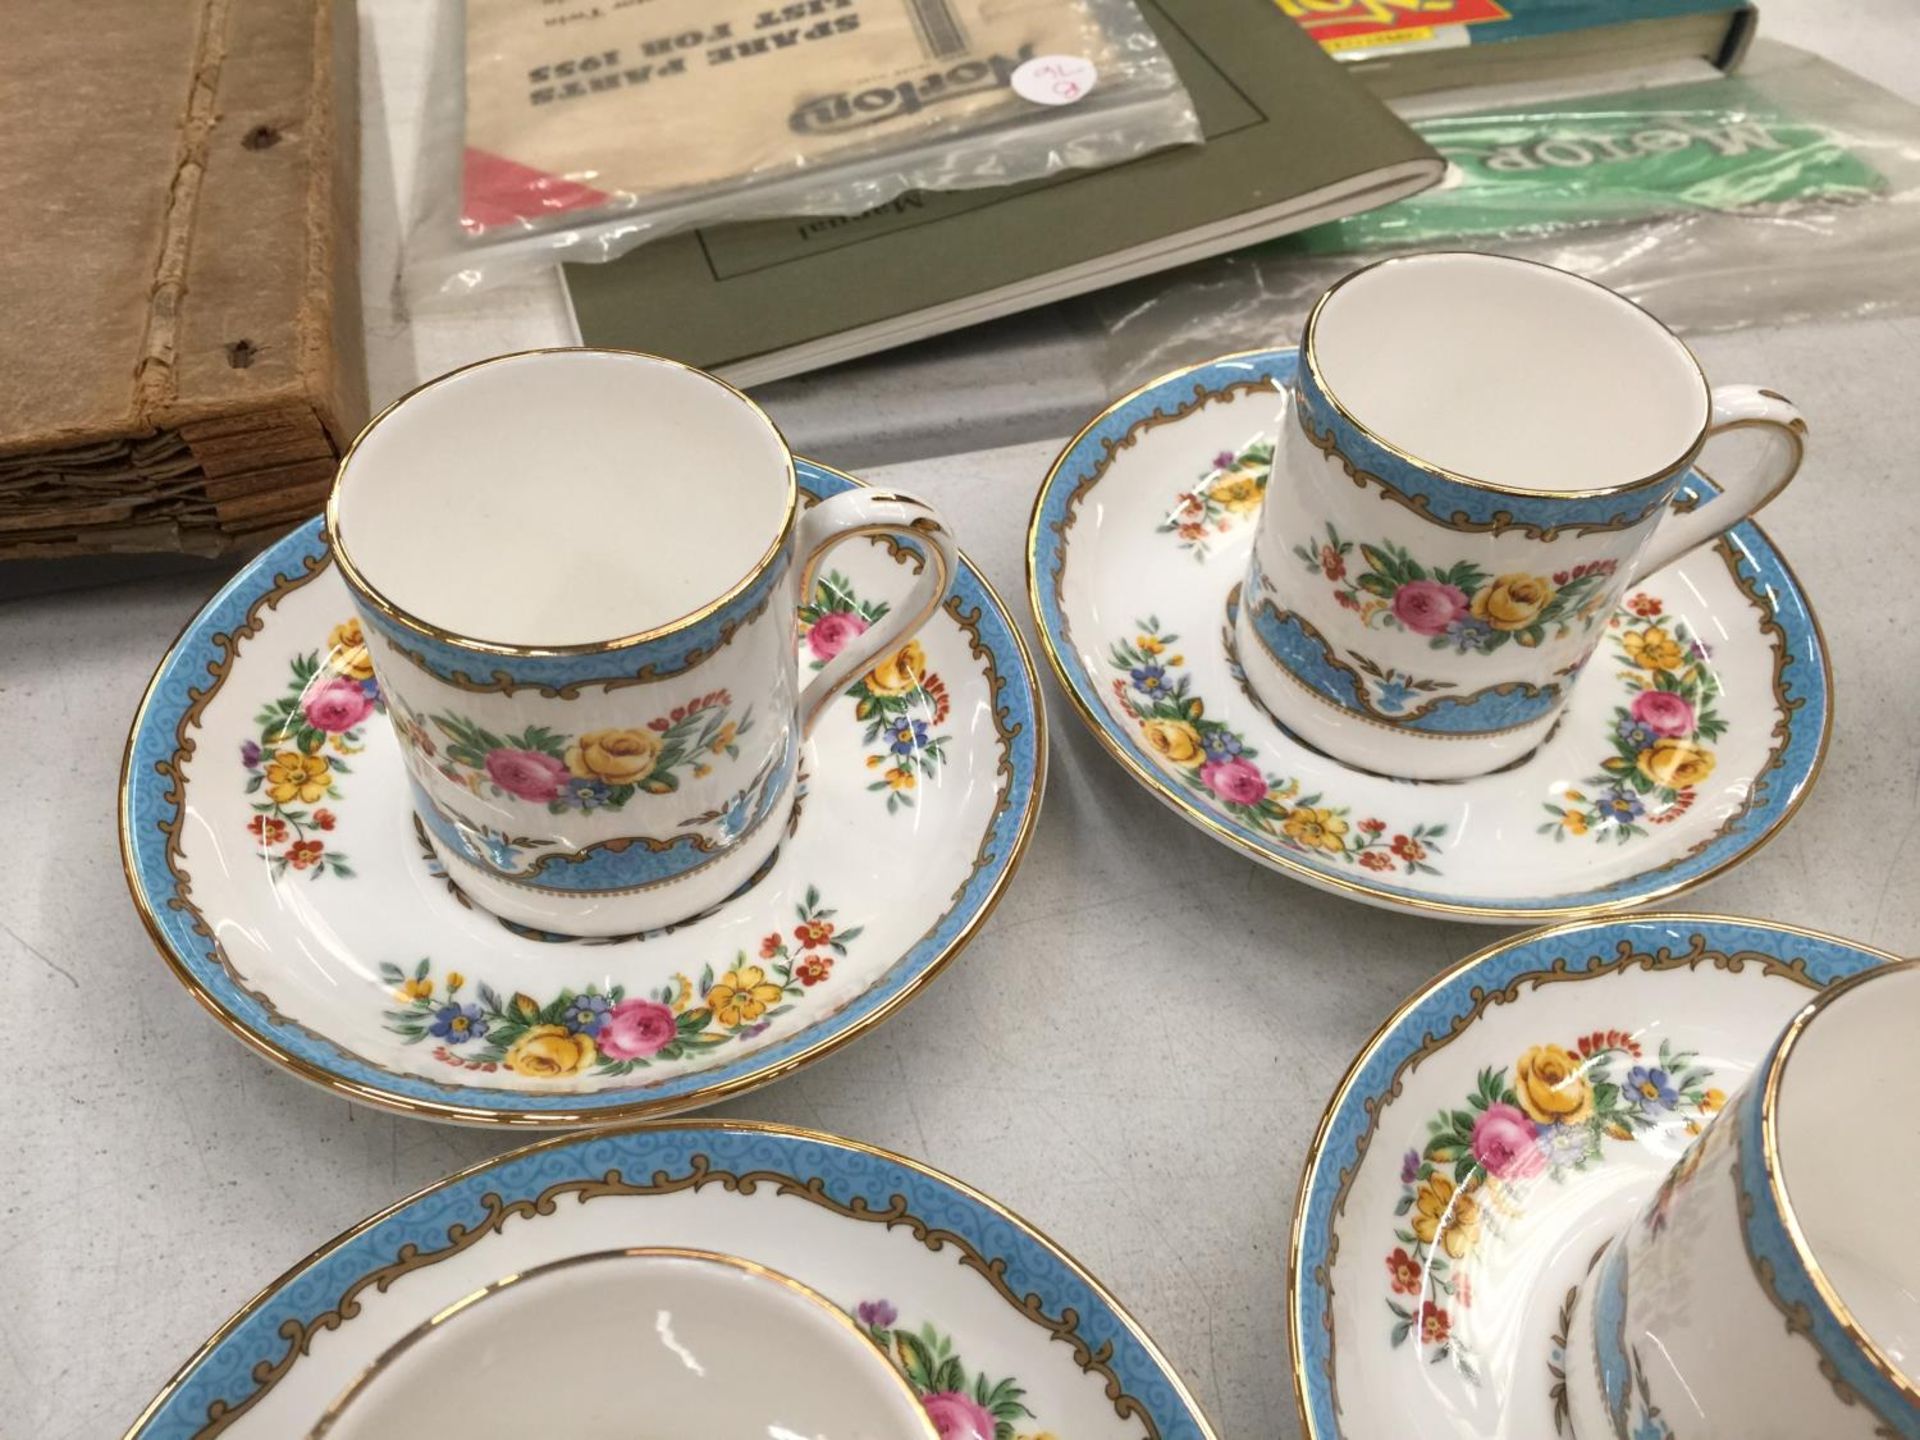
<box><xmin>408</xmin><ymin>0</ymin><xmax>1200</xmax><ymax>295</ymax></box>
<box><xmin>1086</xmin><ymin>44</ymin><xmax>1920</xmax><ymax>387</ymax></box>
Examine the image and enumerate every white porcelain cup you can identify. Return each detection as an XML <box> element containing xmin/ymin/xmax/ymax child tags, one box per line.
<box><xmin>327</xmin><ymin>348</ymin><xmax>956</xmax><ymax>936</ymax></box>
<box><xmin>1563</xmin><ymin>960</ymin><xmax>1920</xmax><ymax>1439</ymax></box>
<box><xmin>308</xmin><ymin>1247</ymin><xmax>939</xmax><ymax>1439</ymax></box>
<box><xmin>1236</xmin><ymin>252</ymin><xmax>1806</xmax><ymax>781</ymax></box>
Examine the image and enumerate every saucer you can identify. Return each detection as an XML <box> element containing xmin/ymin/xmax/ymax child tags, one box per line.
<box><xmin>1286</xmin><ymin>914</ymin><xmax>1898</xmax><ymax>1440</ymax></box>
<box><xmin>121</xmin><ymin>459</ymin><xmax>1043</xmax><ymax>1126</ymax></box>
<box><xmin>128</xmin><ymin>1121</ymin><xmax>1220</xmax><ymax>1439</ymax></box>
<box><xmin>1027</xmin><ymin>349</ymin><xmax>1830</xmax><ymax>922</ymax></box>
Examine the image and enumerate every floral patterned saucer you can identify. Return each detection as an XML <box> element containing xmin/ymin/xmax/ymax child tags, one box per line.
<box><xmin>1287</xmin><ymin>914</ymin><xmax>1899</xmax><ymax>1440</ymax></box>
<box><xmin>126</xmin><ymin>1120</ymin><xmax>1219</xmax><ymax>1439</ymax></box>
<box><xmin>120</xmin><ymin>459</ymin><xmax>1043</xmax><ymax>1126</ymax></box>
<box><xmin>1027</xmin><ymin>350</ymin><xmax>1829</xmax><ymax>922</ymax></box>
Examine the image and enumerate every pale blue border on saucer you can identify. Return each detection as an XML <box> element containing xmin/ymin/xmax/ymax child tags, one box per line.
<box><xmin>1029</xmin><ymin>349</ymin><xmax>1829</xmax><ymax>917</ymax></box>
<box><xmin>123</xmin><ymin>461</ymin><xmax>1041</xmax><ymax>1120</ymax></box>
<box><xmin>129</xmin><ymin>1124</ymin><xmax>1215</xmax><ymax>1438</ymax></box>
<box><xmin>1290</xmin><ymin>917</ymin><xmax>1891</xmax><ymax>1440</ymax></box>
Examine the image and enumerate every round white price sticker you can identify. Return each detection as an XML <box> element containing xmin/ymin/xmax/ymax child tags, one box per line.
<box><xmin>1011</xmin><ymin>54</ymin><xmax>1099</xmax><ymax>107</ymax></box>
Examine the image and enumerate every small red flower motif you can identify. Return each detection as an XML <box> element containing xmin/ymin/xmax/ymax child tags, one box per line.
<box><xmin>1173</xmin><ymin>492</ymin><xmax>1204</xmax><ymax>520</ymax></box>
<box><xmin>1358</xmin><ymin>851</ymin><xmax>1393</xmax><ymax>872</ymax></box>
<box><xmin>921</xmin><ymin>673</ymin><xmax>951</xmax><ymax>726</ymax></box>
<box><xmin>1320</xmin><ymin>545</ymin><xmax>1346</xmax><ymax>583</ymax></box>
<box><xmin>287</xmin><ymin>839</ymin><xmax>325</xmax><ymax>869</ymax></box>
<box><xmin>248</xmin><ymin>815</ymin><xmax>288</xmax><ymax>846</ymax></box>
<box><xmin>648</xmin><ymin>718</ymin><xmax>670</xmax><ymax>732</ymax></box>
<box><xmin>1390</xmin><ymin>834</ymin><xmax>1426</xmax><ymax>863</ymax></box>
<box><xmin>760</xmin><ymin>932</ymin><xmax>784</xmax><ymax>959</ymax></box>
<box><xmin>1335</xmin><ymin>591</ymin><xmax>1360</xmax><ymax>611</ymax></box>
<box><xmin>795</xmin><ymin>955</ymin><xmax>834</xmax><ymax>987</ymax></box>
<box><xmin>1628</xmin><ymin>592</ymin><xmax>1664</xmax><ymax>617</ymax></box>
<box><xmin>1385</xmin><ymin>1247</ymin><xmax>1421</xmax><ymax>1296</ymax></box>
<box><xmin>1651</xmin><ymin>789</ymin><xmax>1695</xmax><ymax>824</ymax></box>
<box><xmin>670</xmin><ymin>706</ymin><xmax>686</xmax><ymax>723</ymax></box>
<box><xmin>1358</xmin><ymin>818</ymin><xmax>1386</xmax><ymax>834</ymax></box>
<box><xmin>1554</xmin><ymin>571</ymin><xmax>1570</xmax><ymax>586</ymax></box>
<box><xmin>313</xmin><ymin>808</ymin><xmax>337</xmax><ymax>831</ymax></box>
<box><xmin>795</xmin><ymin>920</ymin><xmax>835</xmax><ymax>948</ymax></box>
<box><xmin>1178</xmin><ymin>523</ymin><xmax>1205</xmax><ymax>541</ymax></box>
<box><xmin>1420</xmin><ymin>1301</ymin><xmax>1451</xmax><ymax>1346</ymax></box>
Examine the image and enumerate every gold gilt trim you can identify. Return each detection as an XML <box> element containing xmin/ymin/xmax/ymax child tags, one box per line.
<box><xmin>120</xmin><ymin>466</ymin><xmax>1048</xmax><ymax>1128</ymax></box>
<box><xmin>1285</xmin><ymin>918</ymin><xmax>1903</xmax><ymax>1440</ymax></box>
<box><xmin>371</xmin><ymin>570</ymin><xmax>785</xmax><ymax>697</ymax></box>
<box><xmin>1300</xmin><ymin>254</ymin><xmax>1713</xmax><ymax>503</ymax></box>
<box><xmin>1741</xmin><ymin>960</ymin><xmax>1920</xmax><ymax>1433</ymax></box>
<box><xmin>1294</xmin><ymin>401</ymin><xmax>1673</xmax><ymax>542</ymax></box>
<box><xmin>1028</xmin><ymin>352</ymin><xmax>1831</xmax><ymax>920</ymax></box>
<box><xmin>308</xmin><ymin>1246</ymin><xmax>940</xmax><ymax>1440</ymax></box>
<box><xmin>326</xmin><ymin>348</ymin><xmax>800</xmax><ymax>659</ymax></box>
<box><xmin>126</xmin><ymin>1123</ymin><xmax>1214</xmax><ymax>1440</ymax></box>
<box><xmin>1242</xmin><ymin>593</ymin><xmax>1558</xmax><ymax>738</ymax></box>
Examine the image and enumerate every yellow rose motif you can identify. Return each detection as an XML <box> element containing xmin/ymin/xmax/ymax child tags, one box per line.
<box><xmin>707</xmin><ymin>964</ymin><xmax>785</xmax><ymax>1027</ymax></box>
<box><xmin>1621</xmin><ymin>626</ymin><xmax>1687</xmax><ymax>673</ymax></box>
<box><xmin>1136</xmin><ymin>634</ymin><xmax>1163</xmax><ymax>656</ymax></box>
<box><xmin>265</xmin><ymin>749</ymin><xmax>332</xmax><ymax>804</ymax></box>
<box><xmin>1411</xmin><ymin>1173</ymin><xmax>1481</xmax><ymax>1260</ymax></box>
<box><xmin>397</xmin><ymin>977</ymin><xmax>433</xmax><ymax>1001</ymax></box>
<box><xmin>1700</xmin><ymin>1087</ymin><xmax>1727</xmax><ymax>1114</ymax></box>
<box><xmin>326</xmin><ymin>618</ymin><xmax>375</xmax><ymax>681</ymax></box>
<box><xmin>1557</xmin><ymin>808</ymin><xmax>1589</xmax><ymax>837</ymax></box>
<box><xmin>864</xmin><ymin>641</ymin><xmax>927</xmax><ymax>696</ymax></box>
<box><xmin>1636</xmin><ymin>739</ymin><xmax>1716</xmax><ymax>791</ymax></box>
<box><xmin>1210</xmin><ymin>473</ymin><xmax>1263</xmax><ymax>514</ymax></box>
<box><xmin>566</xmin><ymin>728</ymin><xmax>662</xmax><ymax>787</ymax></box>
<box><xmin>502</xmin><ymin>1025</ymin><xmax>597</xmax><ymax>1078</ymax></box>
<box><xmin>1141</xmin><ymin>719</ymin><xmax>1205</xmax><ymax>766</ymax></box>
<box><xmin>446</xmin><ymin>971</ymin><xmax>465</xmax><ymax>990</ymax></box>
<box><xmin>1470</xmin><ymin>574</ymin><xmax>1557</xmax><ymax>632</ymax></box>
<box><xmin>1283</xmin><ymin>806</ymin><xmax>1349</xmax><ymax>854</ymax></box>
<box><xmin>1514</xmin><ymin>1044</ymin><xmax>1594</xmax><ymax>1126</ymax></box>
<box><xmin>883</xmin><ymin>766</ymin><xmax>916</xmax><ymax>792</ymax></box>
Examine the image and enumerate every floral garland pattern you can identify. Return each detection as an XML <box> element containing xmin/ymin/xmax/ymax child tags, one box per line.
<box><xmin>398</xmin><ymin>692</ymin><xmax>752</xmax><ymax>815</ymax></box>
<box><xmin>240</xmin><ymin>618</ymin><xmax>383</xmax><ymax>880</ymax></box>
<box><xmin>854</xmin><ymin>1299</ymin><xmax>1041</xmax><ymax>1440</ymax></box>
<box><xmin>1294</xmin><ymin>522</ymin><xmax>1618</xmax><ymax>655</ymax></box>
<box><xmin>1540</xmin><ymin>593</ymin><xmax>1726</xmax><ymax>844</ymax></box>
<box><xmin>380</xmin><ymin>887</ymin><xmax>861</xmax><ymax>1078</ymax></box>
<box><xmin>1385</xmin><ymin>1028</ymin><xmax>1722</xmax><ymax>1383</ymax></box>
<box><xmin>1157</xmin><ymin>440</ymin><xmax>1272</xmax><ymax>560</ymax></box>
<box><xmin>799</xmin><ymin>570</ymin><xmax>950</xmax><ymax>814</ymax></box>
<box><xmin>1109</xmin><ymin>620</ymin><xmax>1445</xmax><ymax>875</ymax></box>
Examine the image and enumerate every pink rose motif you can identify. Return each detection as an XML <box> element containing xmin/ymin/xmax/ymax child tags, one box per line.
<box><xmin>302</xmin><ymin>677</ymin><xmax>374</xmax><ymax>733</ymax></box>
<box><xmin>1630</xmin><ymin>689</ymin><xmax>1696</xmax><ymax>738</ymax></box>
<box><xmin>1200</xmin><ymin>756</ymin><xmax>1269</xmax><ymax>807</ymax></box>
<box><xmin>922</xmin><ymin>1392</ymin><xmax>997</xmax><ymax>1440</ymax></box>
<box><xmin>1391</xmin><ymin>580</ymin><xmax>1470</xmax><ymax>637</ymax></box>
<box><xmin>1470</xmin><ymin>1102</ymin><xmax>1545</xmax><ymax>1180</ymax></box>
<box><xmin>598</xmin><ymin>999</ymin><xmax>678</xmax><ymax>1060</ymax></box>
<box><xmin>485</xmin><ymin>747</ymin><xmax>569</xmax><ymax>802</ymax></box>
<box><xmin>808</xmin><ymin>610</ymin><xmax>869</xmax><ymax>661</ymax></box>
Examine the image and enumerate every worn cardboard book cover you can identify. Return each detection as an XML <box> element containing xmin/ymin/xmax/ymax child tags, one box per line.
<box><xmin>0</xmin><ymin>0</ymin><xmax>366</xmax><ymax>559</ymax></box>
<box><xmin>566</xmin><ymin>0</ymin><xmax>1443</xmax><ymax>385</ymax></box>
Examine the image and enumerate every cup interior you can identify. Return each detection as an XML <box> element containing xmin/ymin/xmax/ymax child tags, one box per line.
<box><xmin>311</xmin><ymin>1247</ymin><xmax>933</xmax><ymax>1439</ymax></box>
<box><xmin>1307</xmin><ymin>253</ymin><xmax>1710</xmax><ymax>493</ymax></box>
<box><xmin>1774</xmin><ymin>962</ymin><xmax>1920</xmax><ymax>1387</ymax></box>
<box><xmin>330</xmin><ymin>351</ymin><xmax>794</xmax><ymax>648</ymax></box>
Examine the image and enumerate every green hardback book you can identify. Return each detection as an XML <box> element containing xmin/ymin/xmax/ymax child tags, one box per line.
<box><xmin>567</xmin><ymin>0</ymin><xmax>1443</xmax><ymax>386</ymax></box>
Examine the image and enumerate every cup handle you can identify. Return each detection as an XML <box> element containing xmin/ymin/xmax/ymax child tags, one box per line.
<box><xmin>794</xmin><ymin>488</ymin><xmax>958</xmax><ymax>736</ymax></box>
<box><xmin>1630</xmin><ymin>384</ymin><xmax>1807</xmax><ymax>579</ymax></box>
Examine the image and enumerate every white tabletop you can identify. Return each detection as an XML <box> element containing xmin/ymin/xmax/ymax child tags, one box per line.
<box><xmin>6</xmin><ymin>3</ymin><xmax>1920</xmax><ymax>1436</ymax></box>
